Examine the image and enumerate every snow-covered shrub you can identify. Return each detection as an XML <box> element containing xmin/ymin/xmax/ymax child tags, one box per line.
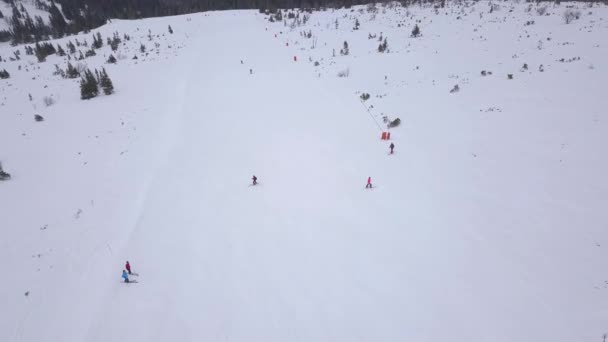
<box><xmin>43</xmin><ymin>96</ymin><xmax>55</xmax><ymax>107</ymax></box>
<box><xmin>450</xmin><ymin>84</ymin><xmax>460</xmax><ymax>93</ymax></box>
<box><xmin>563</xmin><ymin>9</ymin><xmax>581</xmax><ymax>24</ymax></box>
<box><xmin>340</xmin><ymin>41</ymin><xmax>349</xmax><ymax>55</ymax></box>
<box><xmin>360</xmin><ymin>93</ymin><xmax>370</xmax><ymax>101</ymax></box>
<box><xmin>107</xmin><ymin>54</ymin><xmax>117</xmax><ymax>64</ymax></box>
<box><xmin>0</xmin><ymin>162</ymin><xmax>11</xmax><ymax>181</ymax></box>
<box><xmin>337</xmin><ymin>68</ymin><xmax>350</xmax><ymax>78</ymax></box>
<box><xmin>388</xmin><ymin>118</ymin><xmax>401</xmax><ymax>128</ymax></box>
<box><xmin>35</xmin><ymin>114</ymin><xmax>44</xmax><ymax>122</ymax></box>
<box><xmin>0</xmin><ymin>69</ymin><xmax>9</xmax><ymax>79</ymax></box>
<box><xmin>507</xmin><ymin>74</ymin><xmax>513</xmax><ymax>79</ymax></box>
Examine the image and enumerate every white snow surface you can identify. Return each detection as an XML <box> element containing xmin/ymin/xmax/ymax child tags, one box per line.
<box><xmin>1</xmin><ymin>2</ymin><xmax>608</xmax><ymax>341</ymax></box>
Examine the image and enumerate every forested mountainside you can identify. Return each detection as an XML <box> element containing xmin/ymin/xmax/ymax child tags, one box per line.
<box><xmin>2</xmin><ymin>0</ymin><xmax>606</xmax><ymax>44</ymax></box>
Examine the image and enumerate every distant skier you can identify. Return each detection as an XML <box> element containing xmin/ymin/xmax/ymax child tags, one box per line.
<box><xmin>252</xmin><ymin>175</ymin><xmax>258</xmax><ymax>185</ymax></box>
<box><xmin>125</xmin><ymin>261</ymin><xmax>132</xmax><ymax>275</ymax></box>
<box><xmin>366</xmin><ymin>177</ymin><xmax>372</xmax><ymax>189</ymax></box>
<box><xmin>389</xmin><ymin>142</ymin><xmax>395</xmax><ymax>154</ymax></box>
<box><xmin>250</xmin><ymin>68</ymin><xmax>253</xmax><ymax>75</ymax></box>
<box><xmin>122</xmin><ymin>270</ymin><xmax>130</xmax><ymax>283</ymax></box>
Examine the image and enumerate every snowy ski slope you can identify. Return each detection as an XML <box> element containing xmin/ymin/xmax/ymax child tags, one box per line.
<box><xmin>1</xmin><ymin>2</ymin><xmax>607</xmax><ymax>341</ymax></box>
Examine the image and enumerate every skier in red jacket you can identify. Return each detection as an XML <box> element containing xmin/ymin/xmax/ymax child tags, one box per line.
<box><xmin>125</xmin><ymin>261</ymin><xmax>132</xmax><ymax>275</ymax></box>
<box><xmin>366</xmin><ymin>177</ymin><xmax>372</xmax><ymax>189</ymax></box>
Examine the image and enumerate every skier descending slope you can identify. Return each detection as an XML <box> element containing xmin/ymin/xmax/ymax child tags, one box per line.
<box><xmin>366</xmin><ymin>177</ymin><xmax>373</xmax><ymax>189</ymax></box>
<box><xmin>125</xmin><ymin>261</ymin><xmax>132</xmax><ymax>275</ymax></box>
<box><xmin>389</xmin><ymin>142</ymin><xmax>395</xmax><ymax>154</ymax></box>
<box><xmin>252</xmin><ymin>175</ymin><xmax>258</xmax><ymax>185</ymax></box>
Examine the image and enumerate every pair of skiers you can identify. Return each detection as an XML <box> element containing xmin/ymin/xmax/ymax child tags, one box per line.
<box><xmin>121</xmin><ymin>261</ymin><xmax>133</xmax><ymax>283</ymax></box>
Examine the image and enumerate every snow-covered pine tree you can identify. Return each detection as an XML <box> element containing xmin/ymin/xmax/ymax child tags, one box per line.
<box><xmin>66</xmin><ymin>62</ymin><xmax>79</xmax><ymax>78</ymax></box>
<box><xmin>80</xmin><ymin>69</ymin><xmax>99</xmax><ymax>100</ymax></box>
<box><xmin>100</xmin><ymin>68</ymin><xmax>114</xmax><ymax>95</ymax></box>
<box><xmin>411</xmin><ymin>24</ymin><xmax>421</xmax><ymax>38</ymax></box>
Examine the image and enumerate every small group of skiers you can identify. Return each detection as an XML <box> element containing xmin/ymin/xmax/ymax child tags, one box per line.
<box><xmin>250</xmin><ymin>143</ymin><xmax>394</xmax><ymax>189</ymax></box>
<box><xmin>121</xmin><ymin>261</ymin><xmax>133</xmax><ymax>283</ymax></box>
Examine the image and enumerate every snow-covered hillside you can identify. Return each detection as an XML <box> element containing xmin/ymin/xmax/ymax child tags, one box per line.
<box><xmin>0</xmin><ymin>0</ymin><xmax>59</xmax><ymax>30</ymax></box>
<box><xmin>1</xmin><ymin>2</ymin><xmax>607</xmax><ymax>341</ymax></box>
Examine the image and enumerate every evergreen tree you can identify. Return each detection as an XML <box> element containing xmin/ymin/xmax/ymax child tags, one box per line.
<box><xmin>80</xmin><ymin>68</ymin><xmax>99</xmax><ymax>100</ymax></box>
<box><xmin>0</xmin><ymin>30</ymin><xmax>9</xmax><ymax>43</ymax></box>
<box><xmin>99</xmin><ymin>68</ymin><xmax>114</xmax><ymax>95</ymax></box>
<box><xmin>66</xmin><ymin>62</ymin><xmax>80</xmax><ymax>78</ymax></box>
<box><xmin>57</xmin><ymin>44</ymin><xmax>66</xmax><ymax>56</ymax></box>
<box><xmin>67</xmin><ymin>41</ymin><xmax>76</xmax><ymax>54</ymax></box>
<box><xmin>34</xmin><ymin>42</ymin><xmax>56</xmax><ymax>62</ymax></box>
<box><xmin>107</xmin><ymin>54</ymin><xmax>117</xmax><ymax>63</ymax></box>
<box><xmin>92</xmin><ymin>32</ymin><xmax>103</xmax><ymax>49</ymax></box>
<box><xmin>378</xmin><ymin>38</ymin><xmax>388</xmax><ymax>53</ymax></box>
<box><xmin>110</xmin><ymin>32</ymin><xmax>121</xmax><ymax>51</ymax></box>
<box><xmin>411</xmin><ymin>24</ymin><xmax>421</xmax><ymax>38</ymax></box>
<box><xmin>12</xmin><ymin>5</ymin><xmax>21</xmax><ymax>20</ymax></box>
<box><xmin>49</xmin><ymin>2</ymin><xmax>67</xmax><ymax>37</ymax></box>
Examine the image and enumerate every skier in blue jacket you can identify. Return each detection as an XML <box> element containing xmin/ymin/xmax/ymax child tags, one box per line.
<box><xmin>122</xmin><ymin>270</ymin><xmax>130</xmax><ymax>283</ymax></box>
